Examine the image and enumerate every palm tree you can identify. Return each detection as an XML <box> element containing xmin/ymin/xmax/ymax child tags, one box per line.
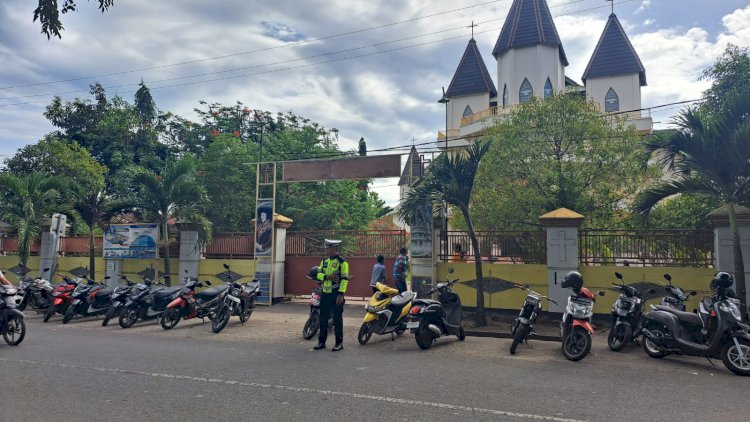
<box><xmin>130</xmin><ymin>159</ymin><xmax>212</xmax><ymax>284</ymax></box>
<box><xmin>634</xmin><ymin>92</ymin><xmax>750</xmax><ymax>318</ymax></box>
<box><xmin>0</xmin><ymin>172</ymin><xmax>66</xmax><ymax>269</ymax></box>
<box><xmin>398</xmin><ymin>141</ymin><xmax>491</xmax><ymax>326</ymax></box>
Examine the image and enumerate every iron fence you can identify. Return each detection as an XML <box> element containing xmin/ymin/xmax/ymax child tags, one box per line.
<box><xmin>439</xmin><ymin>231</ymin><xmax>546</xmax><ymax>264</ymax></box>
<box><xmin>579</xmin><ymin>229</ymin><xmax>714</xmax><ymax>267</ymax></box>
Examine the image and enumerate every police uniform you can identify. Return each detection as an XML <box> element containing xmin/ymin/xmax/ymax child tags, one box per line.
<box><xmin>314</xmin><ymin>239</ymin><xmax>349</xmax><ymax>351</ymax></box>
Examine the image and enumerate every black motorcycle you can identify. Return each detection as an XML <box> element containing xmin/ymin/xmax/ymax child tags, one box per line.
<box><xmin>17</xmin><ymin>266</ymin><xmax>53</xmax><ymax>311</ymax></box>
<box><xmin>660</xmin><ymin>274</ymin><xmax>696</xmax><ymax>311</ymax></box>
<box><xmin>0</xmin><ymin>283</ymin><xmax>25</xmax><ymax>346</ymax></box>
<box><xmin>160</xmin><ymin>277</ymin><xmax>228</xmax><ymax>331</ymax></box>
<box><xmin>406</xmin><ymin>268</ymin><xmax>466</xmax><ymax>350</ymax></box>
<box><xmin>607</xmin><ymin>272</ymin><xmax>655</xmax><ymax>351</ymax></box>
<box><xmin>509</xmin><ymin>284</ymin><xmax>557</xmax><ymax>354</ymax></box>
<box><xmin>62</xmin><ymin>276</ymin><xmax>111</xmax><ymax>324</ymax></box>
<box><xmin>642</xmin><ymin>273</ymin><xmax>750</xmax><ymax>376</ymax></box>
<box><xmin>211</xmin><ymin>264</ymin><xmax>261</xmax><ymax>333</ymax></box>
<box><xmin>118</xmin><ymin>275</ymin><xmax>179</xmax><ymax>329</ymax></box>
<box><xmin>101</xmin><ymin>276</ymin><xmax>137</xmax><ymax>327</ymax></box>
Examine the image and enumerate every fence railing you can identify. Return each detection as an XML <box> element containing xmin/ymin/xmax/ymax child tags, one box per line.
<box><xmin>204</xmin><ymin>233</ymin><xmax>253</xmax><ymax>259</ymax></box>
<box><xmin>439</xmin><ymin>231</ymin><xmax>546</xmax><ymax>264</ymax></box>
<box><xmin>286</xmin><ymin>230</ymin><xmax>408</xmax><ymax>257</ymax></box>
<box><xmin>579</xmin><ymin>229</ymin><xmax>714</xmax><ymax>267</ymax></box>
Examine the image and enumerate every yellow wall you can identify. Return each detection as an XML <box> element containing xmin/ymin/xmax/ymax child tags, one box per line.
<box><xmin>437</xmin><ymin>262</ymin><xmax>547</xmax><ymax>309</ymax></box>
<box><xmin>580</xmin><ymin>266</ymin><xmax>716</xmax><ymax>315</ymax></box>
<box><xmin>0</xmin><ymin>256</ymin><xmax>255</xmax><ymax>286</ymax></box>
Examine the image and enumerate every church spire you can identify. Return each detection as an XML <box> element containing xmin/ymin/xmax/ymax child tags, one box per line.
<box><xmin>492</xmin><ymin>0</ymin><xmax>568</xmax><ymax>66</ymax></box>
<box><xmin>582</xmin><ymin>13</ymin><xmax>646</xmax><ymax>85</ymax></box>
<box><xmin>445</xmin><ymin>38</ymin><xmax>497</xmax><ymax>98</ymax></box>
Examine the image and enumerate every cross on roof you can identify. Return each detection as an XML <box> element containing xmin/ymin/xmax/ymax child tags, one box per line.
<box><xmin>468</xmin><ymin>20</ymin><xmax>478</xmax><ymax>39</ymax></box>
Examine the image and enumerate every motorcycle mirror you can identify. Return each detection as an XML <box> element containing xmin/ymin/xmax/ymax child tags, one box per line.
<box><xmin>448</xmin><ymin>267</ymin><xmax>455</xmax><ymax>274</ymax></box>
<box><xmin>223</xmin><ymin>264</ymin><xmax>230</xmax><ymax>270</ymax></box>
<box><xmin>597</xmin><ymin>291</ymin><xmax>606</xmax><ymax>297</ymax></box>
<box><xmin>615</xmin><ymin>272</ymin><xmax>623</xmax><ymax>280</ymax></box>
<box><xmin>184</xmin><ymin>269</ymin><xmax>188</xmax><ymax>274</ymax></box>
<box><xmin>663</xmin><ymin>274</ymin><xmax>672</xmax><ymax>282</ymax></box>
<box><xmin>43</xmin><ymin>268</ymin><xmax>50</xmax><ymax>272</ymax></box>
<box><xmin>104</xmin><ymin>276</ymin><xmax>111</xmax><ymax>280</ymax></box>
<box><xmin>690</xmin><ymin>291</ymin><xmax>697</xmax><ymax>296</ymax></box>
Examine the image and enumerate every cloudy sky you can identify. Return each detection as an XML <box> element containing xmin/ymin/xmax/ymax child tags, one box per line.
<box><xmin>1</xmin><ymin>0</ymin><xmax>749</xmax><ymax>206</ymax></box>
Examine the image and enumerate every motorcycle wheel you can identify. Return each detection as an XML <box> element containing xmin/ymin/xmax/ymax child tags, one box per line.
<box><xmin>17</xmin><ymin>297</ymin><xmax>27</xmax><ymax>312</ymax></box>
<box><xmin>458</xmin><ymin>325</ymin><xmax>466</xmax><ymax>342</ymax></box>
<box><xmin>642</xmin><ymin>328</ymin><xmax>667</xmax><ymax>358</ymax></box>
<box><xmin>119</xmin><ymin>308</ymin><xmax>139</xmax><ymax>329</ymax></box>
<box><xmin>3</xmin><ymin>317</ymin><xmax>25</xmax><ymax>346</ymax></box>
<box><xmin>160</xmin><ymin>308</ymin><xmax>181</xmax><ymax>330</ymax></box>
<box><xmin>510</xmin><ymin>323</ymin><xmax>528</xmax><ymax>355</ymax></box>
<box><xmin>415</xmin><ymin>327</ymin><xmax>433</xmax><ymax>350</ymax></box>
<box><xmin>102</xmin><ymin>306</ymin><xmax>117</xmax><ymax>327</ymax></box>
<box><xmin>211</xmin><ymin>306</ymin><xmax>231</xmax><ymax>333</ymax></box>
<box><xmin>62</xmin><ymin>306</ymin><xmax>77</xmax><ymax>324</ymax></box>
<box><xmin>239</xmin><ymin>306</ymin><xmax>252</xmax><ymax>324</ymax></box>
<box><xmin>722</xmin><ymin>338</ymin><xmax>750</xmax><ymax>376</ymax></box>
<box><xmin>302</xmin><ymin>312</ymin><xmax>320</xmax><ymax>340</ymax></box>
<box><xmin>607</xmin><ymin>324</ymin><xmax>632</xmax><ymax>352</ymax></box>
<box><xmin>562</xmin><ymin>327</ymin><xmax>591</xmax><ymax>361</ymax></box>
<box><xmin>43</xmin><ymin>305</ymin><xmax>57</xmax><ymax>322</ymax></box>
<box><xmin>357</xmin><ymin>322</ymin><xmax>374</xmax><ymax>345</ymax></box>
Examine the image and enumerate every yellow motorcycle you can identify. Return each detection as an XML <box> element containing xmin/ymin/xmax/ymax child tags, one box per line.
<box><xmin>357</xmin><ymin>282</ymin><xmax>416</xmax><ymax>345</ymax></box>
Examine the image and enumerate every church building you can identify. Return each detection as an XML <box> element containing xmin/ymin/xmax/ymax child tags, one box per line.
<box><xmin>437</xmin><ymin>0</ymin><xmax>651</xmax><ymax>149</ymax></box>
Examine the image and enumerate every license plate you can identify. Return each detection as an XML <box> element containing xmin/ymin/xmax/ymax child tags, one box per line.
<box><xmin>406</xmin><ymin>321</ymin><xmax>419</xmax><ymax>329</ymax></box>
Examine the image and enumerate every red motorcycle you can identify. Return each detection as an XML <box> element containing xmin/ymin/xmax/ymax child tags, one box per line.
<box><xmin>160</xmin><ymin>277</ymin><xmax>227</xmax><ymax>331</ymax></box>
<box><xmin>43</xmin><ymin>275</ymin><xmax>79</xmax><ymax>322</ymax></box>
<box><xmin>559</xmin><ymin>271</ymin><xmax>605</xmax><ymax>361</ymax></box>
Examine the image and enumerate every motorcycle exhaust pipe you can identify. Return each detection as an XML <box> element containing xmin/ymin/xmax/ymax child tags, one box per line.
<box><xmin>427</xmin><ymin>324</ymin><xmax>441</xmax><ymax>336</ymax></box>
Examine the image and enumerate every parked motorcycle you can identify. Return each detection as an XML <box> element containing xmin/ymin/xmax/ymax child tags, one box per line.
<box><xmin>101</xmin><ymin>276</ymin><xmax>137</xmax><ymax>326</ymax></box>
<box><xmin>660</xmin><ymin>274</ymin><xmax>696</xmax><ymax>311</ymax></box>
<box><xmin>302</xmin><ymin>267</ymin><xmax>333</xmax><ymax>340</ymax></box>
<box><xmin>0</xmin><ymin>283</ymin><xmax>25</xmax><ymax>346</ymax></box>
<box><xmin>160</xmin><ymin>276</ymin><xmax>227</xmax><ymax>331</ymax></box>
<box><xmin>62</xmin><ymin>276</ymin><xmax>111</xmax><ymax>324</ymax></box>
<box><xmin>211</xmin><ymin>264</ymin><xmax>261</xmax><ymax>333</ymax></box>
<box><xmin>641</xmin><ymin>272</ymin><xmax>750</xmax><ymax>376</ymax></box>
<box><xmin>607</xmin><ymin>272</ymin><xmax>656</xmax><ymax>351</ymax></box>
<box><xmin>17</xmin><ymin>266</ymin><xmax>53</xmax><ymax>311</ymax></box>
<box><xmin>43</xmin><ymin>275</ymin><xmax>79</xmax><ymax>322</ymax></box>
<box><xmin>406</xmin><ymin>268</ymin><xmax>466</xmax><ymax>350</ymax></box>
<box><xmin>119</xmin><ymin>275</ymin><xmax>179</xmax><ymax>329</ymax></box>
<box><xmin>358</xmin><ymin>282</ymin><xmax>415</xmax><ymax>345</ymax></box>
<box><xmin>509</xmin><ymin>284</ymin><xmax>557</xmax><ymax>354</ymax></box>
<box><xmin>559</xmin><ymin>271</ymin><xmax>605</xmax><ymax>361</ymax></box>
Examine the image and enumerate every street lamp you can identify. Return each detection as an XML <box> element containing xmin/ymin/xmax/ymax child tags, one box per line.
<box><xmin>438</xmin><ymin>86</ymin><xmax>449</xmax><ymax>151</ymax></box>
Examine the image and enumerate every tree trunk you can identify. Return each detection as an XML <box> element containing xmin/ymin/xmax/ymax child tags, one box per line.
<box><xmin>727</xmin><ymin>202</ymin><xmax>748</xmax><ymax>320</ymax></box>
<box><xmin>89</xmin><ymin>226</ymin><xmax>96</xmax><ymax>278</ymax></box>
<box><xmin>461</xmin><ymin>206</ymin><xmax>486</xmax><ymax>326</ymax></box>
<box><xmin>162</xmin><ymin>222</ymin><xmax>171</xmax><ymax>286</ymax></box>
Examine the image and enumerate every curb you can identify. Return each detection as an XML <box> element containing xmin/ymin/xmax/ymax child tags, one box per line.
<box><xmin>465</xmin><ymin>330</ymin><xmax>561</xmax><ymax>342</ymax></box>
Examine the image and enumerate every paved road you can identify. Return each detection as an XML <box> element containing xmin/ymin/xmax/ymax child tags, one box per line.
<box><xmin>1</xmin><ymin>305</ymin><xmax>747</xmax><ymax>422</ymax></box>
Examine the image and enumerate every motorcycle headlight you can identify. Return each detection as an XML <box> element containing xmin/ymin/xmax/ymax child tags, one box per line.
<box><xmin>720</xmin><ymin>302</ymin><xmax>742</xmax><ymax>321</ymax></box>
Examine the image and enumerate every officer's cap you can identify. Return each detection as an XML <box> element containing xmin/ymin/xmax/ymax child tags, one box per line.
<box><xmin>324</xmin><ymin>239</ymin><xmax>342</xmax><ymax>247</ymax></box>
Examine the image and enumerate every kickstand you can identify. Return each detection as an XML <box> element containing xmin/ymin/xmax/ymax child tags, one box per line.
<box><xmin>706</xmin><ymin>357</ymin><xmax>717</xmax><ymax>366</ymax></box>
<box><xmin>391</xmin><ymin>332</ymin><xmax>395</xmax><ymax>341</ymax></box>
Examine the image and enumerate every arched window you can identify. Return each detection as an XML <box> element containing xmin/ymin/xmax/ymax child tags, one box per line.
<box><xmin>502</xmin><ymin>84</ymin><xmax>509</xmax><ymax>108</ymax></box>
<box><xmin>544</xmin><ymin>78</ymin><xmax>553</xmax><ymax>98</ymax></box>
<box><xmin>463</xmin><ymin>105</ymin><xmax>473</xmax><ymax>118</ymax></box>
<box><xmin>605</xmin><ymin>88</ymin><xmax>619</xmax><ymax>112</ymax></box>
<box><xmin>519</xmin><ymin>78</ymin><xmax>533</xmax><ymax>104</ymax></box>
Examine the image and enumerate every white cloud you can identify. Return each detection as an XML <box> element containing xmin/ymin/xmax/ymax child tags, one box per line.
<box><xmin>635</xmin><ymin>0</ymin><xmax>652</xmax><ymax>14</ymax></box>
<box><xmin>644</xmin><ymin>19</ymin><xmax>656</xmax><ymax>26</ymax></box>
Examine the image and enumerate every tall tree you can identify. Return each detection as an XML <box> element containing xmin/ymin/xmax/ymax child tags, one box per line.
<box><xmin>473</xmin><ymin>93</ymin><xmax>653</xmax><ymax>230</ymax></box>
<box><xmin>399</xmin><ymin>141</ymin><xmax>491</xmax><ymax>326</ymax></box>
<box><xmin>130</xmin><ymin>159</ymin><xmax>212</xmax><ymax>282</ymax></box>
<box><xmin>0</xmin><ymin>173</ymin><xmax>66</xmax><ymax>268</ymax></box>
<box><xmin>633</xmin><ymin>92</ymin><xmax>750</xmax><ymax>318</ymax></box>
<box><xmin>701</xmin><ymin>45</ymin><xmax>750</xmax><ymax>115</ymax></box>
<box><xmin>33</xmin><ymin>0</ymin><xmax>114</xmax><ymax>39</ymax></box>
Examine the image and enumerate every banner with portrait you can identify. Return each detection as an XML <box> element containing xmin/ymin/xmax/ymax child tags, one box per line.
<box><xmin>255</xmin><ymin>201</ymin><xmax>273</xmax><ymax>256</ymax></box>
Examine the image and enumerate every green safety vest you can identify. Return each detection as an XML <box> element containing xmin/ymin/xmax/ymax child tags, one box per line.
<box><xmin>316</xmin><ymin>255</ymin><xmax>349</xmax><ymax>294</ymax></box>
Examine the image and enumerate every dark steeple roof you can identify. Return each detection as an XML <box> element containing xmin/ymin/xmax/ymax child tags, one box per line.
<box><xmin>582</xmin><ymin>14</ymin><xmax>646</xmax><ymax>85</ymax></box>
<box><xmin>398</xmin><ymin>146</ymin><xmax>423</xmax><ymax>186</ymax></box>
<box><xmin>446</xmin><ymin>38</ymin><xmax>498</xmax><ymax>98</ymax></box>
<box><xmin>492</xmin><ymin>0</ymin><xmax>568</xmax><ymax>66</ymax></box>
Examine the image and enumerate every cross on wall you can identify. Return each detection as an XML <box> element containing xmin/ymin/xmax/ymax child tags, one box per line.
<box><xmin>549</xmin><ymin>231</ymin><xmax>576</xmax><ymax>262</ymax></box>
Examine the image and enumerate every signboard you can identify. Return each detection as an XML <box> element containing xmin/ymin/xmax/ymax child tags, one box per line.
<box><xmin>255</xmin><ymin>201</ymin><xmax>273</xmax><ymax>256</ymax></box>
<box><xmin>103</xmin><ymin>224</ymin><xmax>159</xmax><ymax>259</ymax></box>
<box><xmin>282</xmin><ymin>155</ymin><xmax>401</xmax><ymax>182</ymax></box>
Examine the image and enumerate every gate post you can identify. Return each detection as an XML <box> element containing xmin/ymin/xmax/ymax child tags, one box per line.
<box><xmin>410</xmin><ymin>203</ymin><xmax>435</xmax><ymax>296</ymax></box>
<box><xmin>273</xmin><ymin>214</ymin><xmax>293</xmax><ymax>301</ymax></box>
<box><xmin>539</xmin><ymin>208</ymin><xmax>585</xmax><ymax>314</ymax></box>
<box><xmin>40</xmin><ymin>213</ymin><xmax>66</xmax><ymax>280</ymax></box>
<box><xmin>707</xmin><ymin>205</ymin><xmax>750</xmax><ymax>307</ymax></box>
<box><xmin>178</xmin><ymin>227</ymin><xmax>200</xmax><ymax>285</ymax></box>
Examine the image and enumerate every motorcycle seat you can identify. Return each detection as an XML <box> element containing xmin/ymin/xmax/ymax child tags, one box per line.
<box><xmin>412</xmin><ymin>298</ymin><xmax>440</xmax><ymax>307</ymax></box>
<box><xmin>95</xmin><ymin>288</ymin><xmax>114</xmax><ymax>297</ymax></box>
<box><xmin>195</xmin><ymin>285</ymin><xmax>229</xmax><ymax>301</ymax></box>
<box><xmin>654</xmin><ymin>305</ymin><xmax>702</xmax><ymax>327</ymax></box>
<box><xmin>390</xmin><ymin>291</ymin><xmax>416</xmax><ymax>307</ymax></box>
<box><xmin>153</xmin><ymin>286</ymin><xmax>181</xmax><ymax>298</ymax></box>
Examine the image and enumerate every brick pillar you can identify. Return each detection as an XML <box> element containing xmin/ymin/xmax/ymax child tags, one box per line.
<box><xmin>707</xmin><ymin>205</ymin><xmax>750</xmax><ymax>307</ymax></box>
<box><xmin>539</xmin><ymin>208</ymin><xmax>585</xmax><ymax>313</ymax></box>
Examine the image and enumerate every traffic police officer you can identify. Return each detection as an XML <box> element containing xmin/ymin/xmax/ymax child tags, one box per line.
<box><xmin>314</xmin><ymin>239</ymin><xmax>349</xmax><ymax>352</ymax></box>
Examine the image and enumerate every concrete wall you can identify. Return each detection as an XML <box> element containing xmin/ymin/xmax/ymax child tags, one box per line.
<box><xmin>585</xmin><ymin>73</ymin><xmax>641</xmax><ymax>113</ymax></box>
<box><xmin>437</xmin><ymin>262</ymin><xmax>547</xmax><ymax>309</ymax></box>
<box><xmin>496</xmin><ymin>45</ymin><xmax>565</xmax><ymax>106</ymax></box>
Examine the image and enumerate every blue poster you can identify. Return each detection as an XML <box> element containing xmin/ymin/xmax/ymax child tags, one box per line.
<box><xmin>103</xmin><ymin>224</ymin><xmax>159</xmax><ymax>259</ymax></box>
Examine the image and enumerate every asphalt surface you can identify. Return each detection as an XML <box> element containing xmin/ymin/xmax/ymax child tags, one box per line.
<box><xmin>2</xmin><ymin>304</ymin><xmax>748</xmax><ymax>422</ymax></box>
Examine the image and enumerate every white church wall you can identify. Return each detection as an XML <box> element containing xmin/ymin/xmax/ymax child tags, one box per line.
<box><xmin>585</xmin><ymin>73</ymin><xmax>642</xmax><ymax>114</ymax></box>
<box><xmin>447</xmin><ymin>92</ymin><xmax>490</xmax><ymax>131</ymax></box>
<box><xmin>497</xmin><ymin>45</ymin><xmax>565</xmax><ymax>106</ymax></box>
